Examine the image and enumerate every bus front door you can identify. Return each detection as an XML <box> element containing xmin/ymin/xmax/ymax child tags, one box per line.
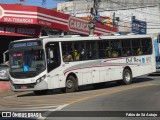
<box><xmin>46</xmin><ymin>42</ymin><xmax>61</xmax><ymax>89</ymax></box>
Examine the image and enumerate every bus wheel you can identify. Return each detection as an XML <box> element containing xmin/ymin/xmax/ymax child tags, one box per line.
<box><xmin>65</xmin><ymin>76</ymin><xmax>78</xmax><ymax>93</ymax></box>
<box><xmin>122</xmin><ymin>69</ymin><xmax>132</xmax><ymax>85</ymax></box>
<box><xmin>34</xmin><ymin>90</ymin><xmax>48</xmax><ymax>95</ymax></box>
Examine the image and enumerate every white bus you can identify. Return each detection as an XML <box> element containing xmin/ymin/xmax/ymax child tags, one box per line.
<box><xmin>9</xmin><ymin>35</ymin><xmax>156</xmax><ymax>94</ymax></box>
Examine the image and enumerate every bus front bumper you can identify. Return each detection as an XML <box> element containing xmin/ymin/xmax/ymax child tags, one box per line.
<box><xmin>10</xmin><ymin>80</ymin><xmax>48</xmax><ymax>92</ymax></box>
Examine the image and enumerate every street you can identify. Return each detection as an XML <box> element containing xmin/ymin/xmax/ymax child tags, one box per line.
<box><xmin>0</xmin><ymin>75</ymin><xmax>160</xmax><ymax>120</ymax></box>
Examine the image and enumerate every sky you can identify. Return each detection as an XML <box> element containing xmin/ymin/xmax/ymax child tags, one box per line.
<box><xmin>0</xmin><ymin>0</ymin><xmax>66</xmax><ymax>9</ymax></box>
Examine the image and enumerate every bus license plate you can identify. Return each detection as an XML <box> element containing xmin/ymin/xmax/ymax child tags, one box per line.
<box><xmin>21</xmin><ymin>86</ymin><xmax>28</xmax><ymax>89</ymax></box>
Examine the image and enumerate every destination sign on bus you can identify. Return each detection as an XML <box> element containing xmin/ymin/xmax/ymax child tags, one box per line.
<box><xmin>11</xmin><ymin>41</ymin><xmax>41</xmax><ymax>48</ymax></box>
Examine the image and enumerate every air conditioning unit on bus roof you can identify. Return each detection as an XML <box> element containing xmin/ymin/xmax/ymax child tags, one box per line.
<box><xmin>101</xmin><ymin>32</ymin><xmax>121</xmax><ymax>36</ymax></box>
<box><xmin>127</xmin><ymin>33</ymin><xmax>136</xmax><ymax>35</ymax></box>
<box><xmin>61</xmin><ymin>35</ymin><xmax>81</xmax><ymax>38</ymax></box>
<box><xmin>89</xmin><ymin>35</ymin><xmax>97</xmax><ymax>37</ymax></box>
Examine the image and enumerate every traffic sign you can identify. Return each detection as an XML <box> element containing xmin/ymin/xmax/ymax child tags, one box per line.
<box><xmin>132</xmin><ymin>18</ymin><xmax>147</xmax><ymax>34</ymax></box>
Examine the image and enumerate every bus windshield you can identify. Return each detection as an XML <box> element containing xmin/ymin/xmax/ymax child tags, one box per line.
<box><xmin>10</xmin><ymin>49</ymin><xmax>45</xmax><ymax>73</ymax></box>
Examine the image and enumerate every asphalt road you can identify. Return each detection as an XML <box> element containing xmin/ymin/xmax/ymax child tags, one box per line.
<box><xmin>0</xmin><ymin>75</ymin><xmax>160</xmax><ymax>120</ymax></box>
<box><xmin>62</xmin><ymin>80</ymin><xmax>160</xmax><ymax>111</ymax></box>
<box><xmin>48</xmin><ymin>75</ymin><xmax>160</xmax><ymax>120</ymax></box>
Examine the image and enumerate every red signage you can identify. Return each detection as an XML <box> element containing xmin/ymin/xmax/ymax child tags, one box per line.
<box><xmin>0</xmin><ymin>24</ymin><xmax>41</xmax><ymax>37</ymax></box>
<box><xmin>68</xmin><ymin>17</ymin><xmax>89</xmax><ymax>35</ymax></box>
<box><xmin>0</xmin><ymin>4</ymin><xmax>118</xmax><ymax>36</ymax></box>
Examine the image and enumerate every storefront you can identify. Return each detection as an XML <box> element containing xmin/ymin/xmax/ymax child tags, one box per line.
<box><xmin>0</xmin><ymin>3</ymin><xmax>118</xmax><ymax>63</ymax></box>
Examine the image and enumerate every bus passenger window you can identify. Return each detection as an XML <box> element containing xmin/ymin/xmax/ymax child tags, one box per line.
<box><xmin>105</xmin><ymin>47</ymin><xmax>111</xmax><ymax>57</ymax></box>
<box><xmin>141</xmin><ymin>38</ymin><xmax>152</xmax><ymax>55</ymax></box>
<box><xmin>73</xmin><ymin>50</ymin><xmax>80</xmax><ymax>61</ymax></box>
<box><xmin>63</xmin><ymin>52</ymin><xmax>73</xmax><ymax>62</ymax></box>
<box><xmin>111</xmin><ymin>50</ymin><xmax>119</xmax><ymax>57</ymax></box>
<box><xmin>137</xmin><ymin>48</ymin><xmax>143</xmax><ymax>55</ymax></box>
<box><xmin>62</xmin><ymin>42</ymin><xmax>73</xmax><ymax>62</ymax></box>
<box><xmin>110</xmin><ymin>40</ymin><xmax>121</xmax><ymax>58</ymax></box>
<box><xmin>121</xmin><ymin>40</ymin><xmax>131</xmax><ymax>57</ymax></box>
<box><xmin>132</xmin><ymin>39</ymin><xmax>141</xmax><ymax>56</ymax></box>
<box><xmin>98</xmin><ymin>41</ymin><xmax>110</xmax><ymax>59</ymax></box>
<box><xmin>74</xmin><ymin>42</ymin><xmax>85</xmax><ymax>61</ymax></box>
<box><xmin>79</xmin><ymin>48</ymin><xmax>87</xmax><ymax>60</ymax></box>
<box><xmin>86</xmin><ymin>41</ymin><xmax>97</xmax><ymax>60</ymax></box>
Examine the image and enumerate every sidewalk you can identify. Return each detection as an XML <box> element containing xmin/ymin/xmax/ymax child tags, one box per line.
<box><xmin>0</xmin><ymin>81</ymin><xmax>10</xmax><ymax>92</ymax></box>
<box><xmin>0</xmin><ymin>91</ymin><xmax>16</xmax><ymax>97</ymax></box>
<box><xmin>0</xmin><ymin>81</ymin><xmax>33</xmax><ymax>98</ymax></box>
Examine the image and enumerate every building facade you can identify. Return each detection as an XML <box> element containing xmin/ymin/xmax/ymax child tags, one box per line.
<box><xmin>57</xmin><ymin>0</ymin><xmax>160</xmax><ymax>34</ymax></box>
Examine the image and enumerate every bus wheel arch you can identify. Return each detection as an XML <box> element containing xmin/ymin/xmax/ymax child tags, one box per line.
<box><xmin>122</xmin><ymin>66</ymin><xmax>132</xmax><ymax>85</ymax></box>
<box><xmin>64</xmin><ymin>73</ymin><xmax>78</xmax><ymax>93</ymax></box>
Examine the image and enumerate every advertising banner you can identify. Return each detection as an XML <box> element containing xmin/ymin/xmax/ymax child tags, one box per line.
<box><xmin>0</xmin><ymin>4</ymin><xmax>118</xmax><ymax>36</ymax></box>
<box><xmin>0</xmin><ymin>24</ymin><xmax>41</xmax><ymax>37</ymax></box>
<box><xmin>132</xmin><ymin>18</ymin><xmax>147</xmax><ymax>34</ymax></box>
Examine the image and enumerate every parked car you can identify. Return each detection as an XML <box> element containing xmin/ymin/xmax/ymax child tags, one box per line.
<box><xmin>0</xmin><ymin>62</ymin><xmax>9</xmax><ymax>80</ymax></box>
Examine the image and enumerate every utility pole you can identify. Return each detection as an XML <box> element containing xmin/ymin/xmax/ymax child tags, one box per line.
<box><xmin>88</xmin><ymin>0</ymin><xmax>100</xmax><ymax>35</ymax></box>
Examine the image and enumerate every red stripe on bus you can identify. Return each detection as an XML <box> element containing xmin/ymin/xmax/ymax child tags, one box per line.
<box><xmin>64</xmin><ymin>64</ymin><xmax>136</xmax><ymax>75</ymax></box>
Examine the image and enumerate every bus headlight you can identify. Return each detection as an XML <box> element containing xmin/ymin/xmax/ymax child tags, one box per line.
<box><xmin>36</xmin><ymin>75</ymin><xmax>46</xmax><ymax>84</ymax></box>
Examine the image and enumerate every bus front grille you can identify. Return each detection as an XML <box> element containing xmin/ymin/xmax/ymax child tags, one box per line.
<box><xmin>14</xmin><ymin>83</ymin><xmax>36</xmax><ymax>89</ymax></box>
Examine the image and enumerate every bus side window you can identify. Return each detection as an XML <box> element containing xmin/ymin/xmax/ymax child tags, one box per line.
<box><xmin>142</xmin><ymin>38</ymin><xmax>152</xmax><ymax>55</ymax></box>
<box><xmin>105</xmin><ymin>47</ymin><xmax>111</xmax><ymax>57</ymax></box>
<box><xmin>74</xmin><ymin>42</ymin><xmax>86</xmax><ymax>61</ymax></box>
<box><xmin>132</xmin><ymin>39</ymin><xmax>141</xmax><ymax>56</ymax></box>
<box><xmin>110</xmin><ymin>40</ymin><xmax>121</xmax><ymax>58</ymax></box>
<box><xmin>86</xmin><ymin>41</ymin><xmax>97</xmax><ymax>60</ymax></box>
<box><xmin>98</xmin><ymin>40</ymin><xmax>110</xmax><ymax>58</ymax></box>
<box><xmin>63</xmin><ymin>52</ymin><xmax>73</xmax><ymax>62</ymax></box>
<box><xmin>122</xmin><ymin>40</ymin><xmax>131</xmax><ymax>57</ymax></box>
<box><xmin>137</xmin><ymin>48</ymin><xmax>143</xmax><ymax>55</ymax></box>
<box><xmin>73</xmin><ymin>50</ymin><xmax>80</xmax><ymax>61</ymax></box>
<box><xmin>62</xmin><ymin>42</ymin><xmax>73</xmax><ymax>62</ymax></box>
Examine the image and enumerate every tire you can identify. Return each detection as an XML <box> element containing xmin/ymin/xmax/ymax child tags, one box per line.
<box><xmin>34</xmin><ymin>90</ymin><xmax>48</xmax><ymax>95</ymax></box>
<box><xmin>65</xmin><ymin>75</ymin><xmax>78</xmax><ymax>93</ymax></box>
<box><xmin>122</xmin><ymin>69</ymin><xmax>132</xmax><ymax>85</ymax></box>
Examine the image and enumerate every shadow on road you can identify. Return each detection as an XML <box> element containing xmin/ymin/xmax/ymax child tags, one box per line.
<box><xmin>17</xmin><ymin>75</ymin><xmax>156</xmax><ymax>97</ymax></box>
<box><xmin>132</xmin><ymin>77</ymin><xmax>154</xmax><ymax>84</ymax></box>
